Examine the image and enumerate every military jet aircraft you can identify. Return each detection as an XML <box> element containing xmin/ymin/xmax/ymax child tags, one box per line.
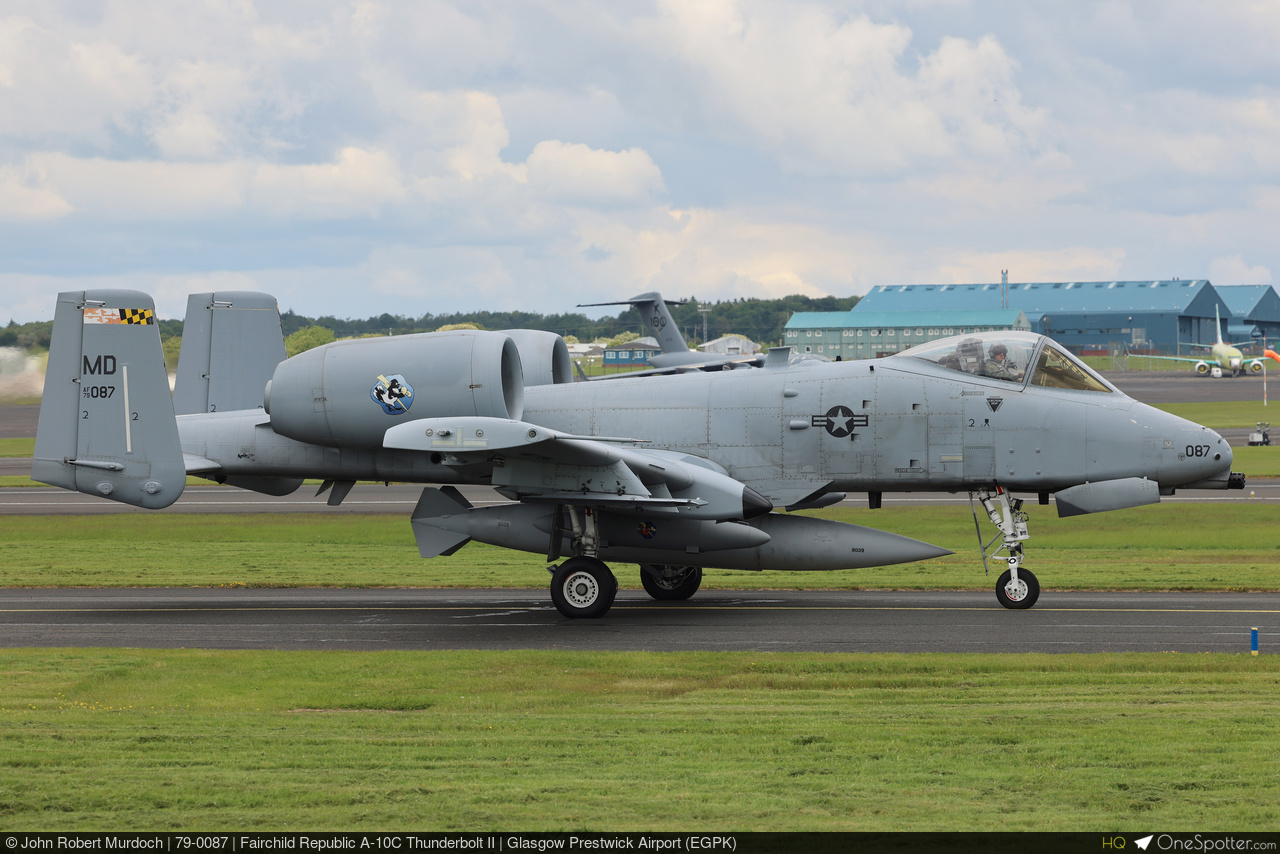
<box><xmin>577</xmin><ymin>291</ymin><xmax>828</xmax><ymax>379</ymax></box>
<box><xmin>579</xmin><ymin>292</ymin><xmax>765</xmax><ymax>373</ymax></box>
<box><xmin>33</xmin><ymin>290</ymin><xmax>1241</xmax><ymax>618</ymax></box>
<box><xmin>1142</xmin><ymin>305</ymin><xmax>1265</xmax><ymax>377</ymax></box>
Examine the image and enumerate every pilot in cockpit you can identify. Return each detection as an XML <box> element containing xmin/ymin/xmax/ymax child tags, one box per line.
<box><xmin>983</xmin><ymin>343</ymin><xmax>1020</xmax><ymax>381</ymax></box>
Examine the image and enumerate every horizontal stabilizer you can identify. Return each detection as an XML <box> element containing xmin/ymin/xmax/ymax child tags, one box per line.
<box><xmin>1055</xmin><ymin>477</ymin><xmax>1160</xmax><ymax>517</ymax></box>
<box><xmin>183</xmin><ymin>453</ymin><xmax>221</xmax><ymax>473</ymax></box>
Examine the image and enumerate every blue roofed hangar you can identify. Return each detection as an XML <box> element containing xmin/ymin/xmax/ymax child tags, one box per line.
<box><xmin>827</xmin><ymin>280</ymin><xmax>1235</xmax><ymax>355</ymax></box>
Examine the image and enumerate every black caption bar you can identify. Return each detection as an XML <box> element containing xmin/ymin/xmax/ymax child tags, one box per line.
<box><xmin>5</xmin><ymin>834</ymin><xmax>1280</xmax><ymax>854</ymax></box>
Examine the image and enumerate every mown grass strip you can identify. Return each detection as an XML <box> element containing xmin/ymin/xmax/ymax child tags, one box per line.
<box><xmin>1</xmin><ymin>649</ymin><xmax>1277</xmax><ymax>830</ymax></box>
<box><xmin>1154</xmin><ymin>400</ymin><xmax>1280</xmax><ymax>430</ymax></box>
<box><xmin>0</xmin><ymin>437</ymin><xmax>34</xmax><ymax>457</ymax></box>
<box><xmin>2</xmin><ymin>503</ymin><xmax>1278</xmax><ymax>591</ymax></box>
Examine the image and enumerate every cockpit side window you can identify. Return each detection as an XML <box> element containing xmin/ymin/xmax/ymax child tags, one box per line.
<box><xmin>1029</xmin><ymin>344</ymin><xmax>1112</xmax><ymax>392</ymax></box>
<box><xmin>904</xmin><ymin>335</ymin><xmax>1029</xmax><ymax>384</ymax></box>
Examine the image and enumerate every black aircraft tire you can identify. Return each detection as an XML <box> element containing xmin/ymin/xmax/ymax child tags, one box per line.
<box><xmin>996</xmin><ymin>568</ymin><xmax>1040</xmax><ymax>610</ymax></box>
<box><xmin>639</xmin><ymin>564</ymin><xmax>703</xmax><ymax>601</ymax></box>
<box><xmin>551</xmin><ymin>558</ymin><xmax>617</xmax><ymax>619</ymax></box>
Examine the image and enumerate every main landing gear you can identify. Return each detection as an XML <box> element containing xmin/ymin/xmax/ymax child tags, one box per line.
<box><xmin>639</xmin><ymin>564</ymin><xmax>703</xmax><ymax>600</ymax></box>
<box><xmin>546</xmin><ymin>505</ymin><xmax>617</xmax><ymax>619</ymax></box>
<box><xmin>971</xmin><ymin>487</ymin><xmax>1040</xmax><ymax>610</ymax></box>
<box><xmin>546</xmin><ymin>506</ymin><xmax>709</xmax><ymax>618</ymax></box>
<box><xmin>549</xmin><ymin>557</ymin><xmax>618</xmax><ymax>619</ymax></box>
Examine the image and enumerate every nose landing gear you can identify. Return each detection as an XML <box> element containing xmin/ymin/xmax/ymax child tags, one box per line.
<box><xmin>971</xmin><ymin>487</ymin><xmax>1041</xmax><ymax>610</ymax></box>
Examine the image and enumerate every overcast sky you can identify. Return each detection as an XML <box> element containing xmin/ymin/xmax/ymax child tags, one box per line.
<box><xmin>2</xmin><ymin>0</ymin><xmax>1279</xmax><ymax>324</ymax></box>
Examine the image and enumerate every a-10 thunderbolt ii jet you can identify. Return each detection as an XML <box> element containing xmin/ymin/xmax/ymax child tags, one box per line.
<box><xmin>34</xmin><ymin>290</ymin><xmax>1241</xmax><ymax>618</ymax></box>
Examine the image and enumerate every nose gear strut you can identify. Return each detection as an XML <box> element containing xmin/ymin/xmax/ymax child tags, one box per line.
<box><xmin>970</xmin><ymin>487</ymin><xmax>1040</xmax><ymax>609</ymax></box>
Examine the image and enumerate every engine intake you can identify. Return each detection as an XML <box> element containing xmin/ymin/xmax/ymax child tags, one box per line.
<box><xmin>265</xmin><ymin>330</ymin><xmax>524</xmax><ymax>448</ymax></box>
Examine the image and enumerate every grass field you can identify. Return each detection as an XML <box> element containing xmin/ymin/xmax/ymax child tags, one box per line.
<box><xmin>3</xmin><ymin>482</ymin><xmax>1279</xmax><ymax>831</ymax></box>
<box><xmin>2</xmin><ymin>503</ymin><xmax>1277</xmax><ymax>591</ymax></box>
<box><xmin>0</xmin><ymin>437</ymin><xmax>33</xmax><ymax>456</ymax></box>
<box><xmin>2</xmin><ymin>649</ymin><xmax>1278</xmax><ymax>830</ymax></box>
<box><xmin>4</xmin><ymin>384</ymin><xmax>1279</xmax><ymax>832</ymax></box>
<box><xmin>1154</xmin><ymin>401</ymin><xmax>1280</xmax><ymax>431</ymax></box>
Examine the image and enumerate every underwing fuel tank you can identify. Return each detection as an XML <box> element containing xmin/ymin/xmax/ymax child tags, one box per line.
<box><xmin>410</xmin><ymin>488</ymin><xmax>953</xmax><ymax>570</ymax></box>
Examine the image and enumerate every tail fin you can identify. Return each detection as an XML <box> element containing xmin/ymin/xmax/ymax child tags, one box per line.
<box><xmin>32</xmin><ymin>290</ymin><xmax>185</xmax><ymax>509</ymax></box>
<box><xmin>579</xmin><ymin>291</ymin><xmax>691</xmax><ymax>355</ymax></box>
<box><xmin>173</xmin><ymin>291</ymin><xmax>286</xmax><ymax>415</ymax></box>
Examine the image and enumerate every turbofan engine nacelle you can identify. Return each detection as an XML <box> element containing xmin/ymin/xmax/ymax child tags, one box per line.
<box><xmin>499</xmin><ymin>329</ymin><xmax>572</xmax><ymax>386</ymax></box>
<box><xmin>1194</xmin><ymin>361</ymin><xmax>1211</xmax><ymax>375</ymax></box>
<box><xmin>1249</xmin><ymin>360</ymin><xmax>1264</xmax><ymax>374</ymax></box>
<box><xmin>265</xmin><ymin>330</ymin><xmax>525</xmax><ymax>448</ymax></box>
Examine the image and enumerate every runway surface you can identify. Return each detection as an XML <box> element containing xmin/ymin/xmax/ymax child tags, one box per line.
<box><xmin>0</xmin><ymin>587</ymin><xmax>1273</xmax><ymax>653</ymax></box>
<box><xmin>1100</xmin><ymin>368</ymin><xmax>1279</xmax><ymax>403</ymax></box>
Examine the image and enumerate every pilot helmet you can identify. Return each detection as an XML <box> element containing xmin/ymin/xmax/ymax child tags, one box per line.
<box><xmin>990</xmin><ymin>343</ymin><xmax>1008</xmax><ymax>358</ymax></box>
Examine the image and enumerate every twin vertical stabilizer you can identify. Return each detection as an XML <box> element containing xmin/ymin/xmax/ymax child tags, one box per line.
<box><xmin>32</xmin><ymin>290</ymin><xmax>185</xmax><ymax>509</ymax></box>
<box><xmin>173</xmin><ymin>291</ymin><xmax>287</xmax><ymax>415</ymax></box>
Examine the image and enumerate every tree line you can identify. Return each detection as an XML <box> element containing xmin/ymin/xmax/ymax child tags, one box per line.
<box><xmin>280</xmin><ymin>293</ymin><xmax>859</xmax><ymax>348</ymax></box>
<box><xmin>1</xmin><ymin>293</ymin><xmax>859</xmax><ymax>357</ymax></box>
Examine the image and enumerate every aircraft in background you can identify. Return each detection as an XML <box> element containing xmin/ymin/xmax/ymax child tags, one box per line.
<box><xmin>578</xmin><ymin>291</ymin><xmax>830</xmax><ymax>379</ymax></box>
<box><xmin>578</xmin><ymin>292</ymin><xmax>768</xmax><ymax>375</ymax></box>
<box><xmin>34</xmin><ymin>291</ymin><xmax>1240</xmax><ymax>618</ymax></box>
<box><xmin>1142</xmin><ymin>305</ymin><xmax>1265</xmax><ymax>377</ymax></box>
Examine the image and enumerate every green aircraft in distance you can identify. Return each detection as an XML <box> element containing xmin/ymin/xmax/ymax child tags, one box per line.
<box><xmin>1143</xmin><ymin>305</ymin><xmax>1265</xmax><ymax>377</ymax></box>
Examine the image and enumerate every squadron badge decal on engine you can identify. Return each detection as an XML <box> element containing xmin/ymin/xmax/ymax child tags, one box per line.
<box><xmin>371</xmin><ymin>374</ymin><xmax>414</xmax><ymax>414</ymax></box>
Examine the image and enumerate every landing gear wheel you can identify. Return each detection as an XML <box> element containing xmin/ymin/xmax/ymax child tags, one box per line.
<box><xmin>639</xmin><ymin>564</ymin><xmax>703</xmax><ymax>601</ymax></box>
<box><xmin>550</xmin><ymin>557</ymin><xmax>618</xmax><ymax>619</ymax></box>
<box><xmin>996</xmin><ymin>568</ymin><xmax>1040</xmax><ymax>610</ymax></box>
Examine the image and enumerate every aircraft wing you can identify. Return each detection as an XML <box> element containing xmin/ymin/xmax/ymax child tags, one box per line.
<box><xmin>383</xmin><ymin>416</ymin><xmax>773</xmax><ymax>521</ymax></box>
<box><xmin>581</xmin><ymin>354</ymin><xmax>765</xmax><ymax>380</ymax></box>
<box><xmin>1140</xmin><ymin>354</ymin><xmax>1210</xmax><ymax>365</ymax></box>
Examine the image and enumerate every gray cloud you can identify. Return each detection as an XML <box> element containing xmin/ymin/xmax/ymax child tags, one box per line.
<box><xmin>0</xmin><ymin>0</ymin><xmax>1276</xmax><ymax>323</ymax></box>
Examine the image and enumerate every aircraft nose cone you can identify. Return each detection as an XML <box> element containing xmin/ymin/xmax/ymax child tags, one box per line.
<box><xmin>741</xmin><ymin>486</ymin><xmax>774</xmax><ymax>519</ymax></box>
<box><xmin>1174</xmin><ymin>423</ymin><xmax>1233</xmax><ymax>486</ymax></box>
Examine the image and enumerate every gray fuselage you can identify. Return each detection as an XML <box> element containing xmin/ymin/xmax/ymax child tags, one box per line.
<box><xmin>177</xmin><ymin>352</ymin><xmax>1232</xmax><ymax>504</ymax></box>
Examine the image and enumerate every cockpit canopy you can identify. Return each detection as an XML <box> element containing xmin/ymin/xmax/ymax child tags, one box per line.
<box><xmin>892</xmin><ymin>331</ymin><xmax>1114</xmax><ymax>393</ymax></box>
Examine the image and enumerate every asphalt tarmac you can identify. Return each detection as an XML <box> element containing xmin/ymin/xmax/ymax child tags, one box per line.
<box><xmin>0</xmin><ymin>587</ymin><xmax>1274</xmax><ymax>653</ymax></box>
<box><xmin>1100</xmin><ymin>368</ymin><xmax>1280</xmax><ymax>403</ymax></box>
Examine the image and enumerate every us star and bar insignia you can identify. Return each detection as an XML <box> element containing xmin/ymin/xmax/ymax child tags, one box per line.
<box><xmin>812</xmin><ymin>405</ymin><xmax>870</xmax><ymax>438</ymax></box>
